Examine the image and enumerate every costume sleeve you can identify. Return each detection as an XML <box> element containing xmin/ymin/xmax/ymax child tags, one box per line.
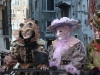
<box><xmin>0</xmin><ymin>41</ymin><xmax>18</xmax><ymax>74</ymax></box>
<box><xmin>85</xmin><ymin>43</ymin><xmax>94</xmax><ymax>70</ymax></box>
<box><xmin>3</xmin><ymin>41</ymin><xmax>18</xmax><ymax>65</ymax></box>
<box><xmin>34</xmin><ymin>45</ymin><xmax>49</xmax><ymax>66</ymax></box>
<box><xmin>70</xmin><ymin>42</ymin><xmax>86</xmax><ymax>70</ymax></box>
<box><xmin>10</xmin><ymin>41</ymin><xmax>20</xmax><ymax>58</ymax></box>
<box><xmin>48</xmin><ymin>45</ymin><xmax>55</xmax><ymax>66</ymax></box>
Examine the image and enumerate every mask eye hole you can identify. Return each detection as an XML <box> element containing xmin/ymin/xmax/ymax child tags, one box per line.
<box><xmin>20</xmin><ymin>23</ymin><xmax>24</xmax><ymax>28</ymax></box>
<box><xmin>26</xmin><ymin>22</ymin><xmax>33</xmax><ymax>28</ymax></box>
<box><xmin>59</xmin><ymin>30</ymin><xmax>62</xmax><ymax>32</ymax></box>
<box><xmin>21</xmin><ymin>30</ymin><xmax>25</xmax><ymax>34</ymax></box>
<box><xmin>26</xmin><ymin>29</ymin><xmax>30</xmax><ymax>32</ymax></box>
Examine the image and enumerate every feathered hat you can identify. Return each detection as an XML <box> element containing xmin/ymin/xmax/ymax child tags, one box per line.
<box><xmin>48</xmin><ymin>17</ymin><xmax>80</xmax><ymax>32</ymax></box>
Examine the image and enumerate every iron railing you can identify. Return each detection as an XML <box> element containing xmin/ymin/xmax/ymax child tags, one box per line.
<box><xmin>0</xmin><ymin>49</ymin><xmax>100</xmax><ymax>75</ymax></box>
<box><xmin>1</xmin><ymin>68</ymin><xmax>99</xmax><ymax>75</ymax></box>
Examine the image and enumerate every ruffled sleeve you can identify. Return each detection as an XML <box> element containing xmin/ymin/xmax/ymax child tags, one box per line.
<box><xmin>10</xmin><ymin>40</ymin><xmax>20</xmax><ymax>58</ymax></box>
<box><xmin>70</xmin><ymin>42</ymin><xmax>86</xmax><ymax>69</ymax></box>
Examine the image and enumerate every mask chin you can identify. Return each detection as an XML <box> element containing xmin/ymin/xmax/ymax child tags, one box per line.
<box><xmin>58</xmin><ymin>37</ymin><xmax>62</xmax><ymax>40</ymax></box>
<box><xmin>57</xmin><ymin>36</ymin><xmax>65</xmax><ymax>40</ymax></box>
<box><xmin>23</xmin><ymin>35</ymin><xmax>32</xmax><ymax>39</ymax></box>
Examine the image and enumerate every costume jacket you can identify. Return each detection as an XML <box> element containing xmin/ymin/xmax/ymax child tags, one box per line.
<box><xmin>86</xmin><ymin>40</ymin><xmax>100</xmax><ymax>70</ymax></box>
<box><xmin>0</xmin><ymin>19</ymin><xmax>49</xmax><ymax>75</ymax></box>
<box><xmin>0</xmin><ymin>39</ymin><xmax>48</xmax><ymax>75</ymax></box>
<box><xmin>48</xmin><ymin>39</ymin><xmax>86</xmax><ymax>75</ymax></box>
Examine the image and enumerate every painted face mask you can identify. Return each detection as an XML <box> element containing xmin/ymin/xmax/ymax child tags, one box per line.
<box><xmin>21</xmin><ymin>29</ymin><xmax>33</xmax><ymax>39</ymax></box>
<box><xmin>20</xmin><ymin>22</ymin><xmax>34</xmax><ymax>39</ymax></box>
<box><xmin>94</xmin><ymin>29</ymin><xmax>100</xmax><ymax>39</ymax></box>
<box><xmin>55</xmin><ymin>25</ymin><xmax>71</xmax><ymax>40</ymax></box>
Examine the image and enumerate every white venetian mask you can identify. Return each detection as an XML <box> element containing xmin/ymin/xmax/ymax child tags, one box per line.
<box><xmin>55</xmin><ymin>25</ymin><xmax>71</xmax><ymax>40</ymax></box>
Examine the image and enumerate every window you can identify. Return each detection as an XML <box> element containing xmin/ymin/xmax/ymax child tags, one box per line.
<box><xmin>35</xmin><ymin>0</ymin><xmax>37</xmax><ymax>10</ymax></box>
<box><xmin>11</xmin><ymin>14</ymin><xmax>16</xmax><ymax>17</ymax></box>
<box><xmin>46</xmin><ymin>21</ymin><xmax>51</xmax><ymax>31</ymax></box>
<box><xmin>11</xmin><ymin>9</ymin><xmax>15</xmax><ymax>17</ymax></box>
<box><xmin>75</xmin><ymin>34</ymin><xmax>78</xmax><ymax>38</ymax></box>
<box><xmin>42</xmin><ymin>0</ymin><xmax>46</xmax><ymax>10</ymax></box>
<box><xmin>12</xmin><ymin>0</ymin><xmax>20</xmax><ymax>6</ymax></box>
<box><xmin>47</xmin><ymin>0</ymin><xmax>54</xmax><ymax>10</ymax></box>
<box><xmin>11</xmin><ymin>9</ymin><xmax>15</xmax><ymax>14</ymax></box>
<box><xmin>42</xmin><ymin>0</ymin><xmax>54</xmax><ymax>11</ymax></box>
<box><xmin>15</xmin><ymin>0</ymin><xmax>19</xmax><ymax>6</ymax></box>
<box><xmin>23</xmin><ymin>0</ymin><xmax>26</xmax><ymax>5</ymax></box>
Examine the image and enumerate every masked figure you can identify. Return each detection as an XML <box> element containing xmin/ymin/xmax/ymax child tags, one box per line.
<box><xmin>86</xmin><ymin>11</ymin><xmax>100</xmax><ymax>75</ymax></box>
<box><xmin>48</xmin><ymin>17</ymin><xmax>86</xmax><ymax>75</ymax></box>
<box><xmin>0</xmin><ymin>19</ymin><xmax>49</xmax><ymax>75</ymax></box>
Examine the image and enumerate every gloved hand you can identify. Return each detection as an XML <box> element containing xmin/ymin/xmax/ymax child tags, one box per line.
<box><xmin>0</xmin><ymin>64</ymin><xmax>12</xmax><ymax>74</ymax></box>
<box><xmin>37</xmin><ymin>64</ymin><xmax>49</xmax><ymax>70</ymax></box>
<box><xmin>4</xmin><ymin>55</ymin><xmax>18</xmax><ymax>66</ymax></box>
<box><xmin>65</xmin><ymin>64</ymin><xmax>80</xmax><ymax>75</ymax></box>
<box><xmin>0</xmin><ymin>65</ymin><xmax>8</xmax><ymax>73</ymax></box>
<box><xmin>0</xmin><ymin>55</ymin><xmax>18</xmax><ymax>74</ymax></box>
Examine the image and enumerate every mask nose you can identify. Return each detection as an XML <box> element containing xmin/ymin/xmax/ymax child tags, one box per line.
<box><xmin>21</xmin><ymin>30</ymin><xmax>27</xmax><ymax>35</ymax></box>
<box><xmin>56</xmin><ymin>31</ymin><xmax>61</xmax><ymax>37</ymax></box>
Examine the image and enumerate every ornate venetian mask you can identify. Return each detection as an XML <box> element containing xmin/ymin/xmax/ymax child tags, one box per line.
<box><xmin>55</xmin><ymin>25</ymin><xmax>71</xmax><ymax>40</ymax></box>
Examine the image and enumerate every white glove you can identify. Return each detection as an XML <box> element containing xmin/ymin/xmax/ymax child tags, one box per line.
<box><xmin>65</xmin><ymin>64</ymin><xmax>80</xmax><ymax>75</ymax></box>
